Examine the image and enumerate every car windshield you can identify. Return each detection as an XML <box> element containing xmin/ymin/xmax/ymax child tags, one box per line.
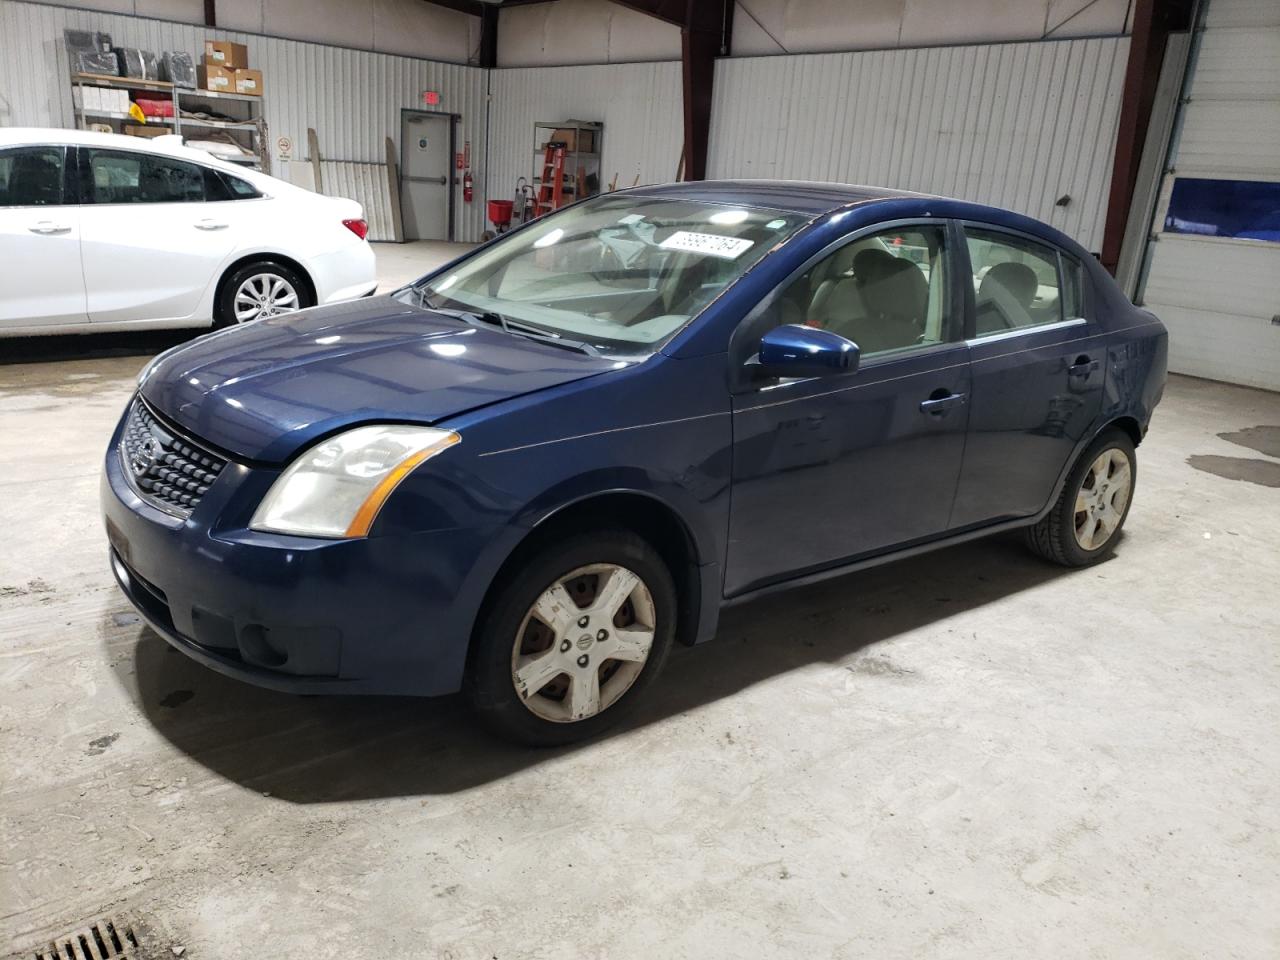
<box><xmin>398</xmin><ymin>196</ymin><xmax>809</xmax><ymax>356</ymax></box>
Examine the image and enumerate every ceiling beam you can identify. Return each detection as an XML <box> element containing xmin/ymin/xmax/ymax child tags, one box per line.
<box><xmin>415</xmin><ymin>0</ymin><xmax>489</xmax><ymax>18</ymax></box>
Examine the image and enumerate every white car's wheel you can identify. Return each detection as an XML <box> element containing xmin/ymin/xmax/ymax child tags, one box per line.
<box><xmin>216</xmin><ymin>261</ymin><xmax>312</xmax><ymax>327</ymax></box>
<box><xmin>467</xmin><ymin>529</ymin><xmax>676</xmax><ymax>746</ymax></box>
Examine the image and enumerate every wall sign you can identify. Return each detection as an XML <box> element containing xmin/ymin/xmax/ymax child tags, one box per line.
<box><xmin>276</xmin><ymin>135</ymin><xmax>292</xmax><ymax>161</ymax></box>
<box><xmin>422</xmin><ymin>90</ymin><xmax>440</xmax><ymax>106</ymax></box>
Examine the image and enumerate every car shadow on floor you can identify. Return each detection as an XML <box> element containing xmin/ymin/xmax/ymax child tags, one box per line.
<box><xmin>0</xmin><ymin>329</ymin><xmax>194</xmax><ymax>365</ymax></box>
<box><xmin>124</xmin><ymin>533</ymin><xmax>1081</xmax><ymax>801</ymax></box>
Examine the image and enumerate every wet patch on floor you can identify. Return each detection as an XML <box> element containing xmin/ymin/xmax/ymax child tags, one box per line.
<box><xmin>846</xmin><ymin>654</ymin><xmax>917</xmax><ymax>679</ymax></box>
<box><xmin>1186</xmin><ymin>455</ymin><xmax>1280</xmax><ymax>488</ymax></box>
<box><xmin>87</xmin><ymin>733</ymin><xmax>120</xmax><ymax>755</ymax></box>
<box><xmin>1</xmin><ymin>578</ymin><xmax>55</xmax><ymax>598</ymax></box>
<box><xmin>1218</xmin><ymin>425</ymin><xmax>1280</xmax><ymax>459</ymax></box>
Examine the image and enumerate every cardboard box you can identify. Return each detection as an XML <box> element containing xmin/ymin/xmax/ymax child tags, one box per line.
<box><xmin>197</xmin><ymin>64</ymin><xmax>235</xmax><ymax>93</ymax></box>
<box><xmin>544</xmin><ymin>127</ymin><xmax>597</xmax><ymax>153</ymax></box>
<box><xmin>204</xmin><ymin>40</ymin><xmax>248</xmax><ymax>68</ymax></box>
<box><xmin>233</xmin><ymin>68</ymin><xmax>263</xmax><ymax>96</ymax></box>
<box><xmin>72</xmin><ymin>86</ymin><xmax>103</xmax><ymax>111</ymax></box>
<box><xmin>125</xmin><ymin>124</ymin><xmax>169</xmax><ymax>139</ymax></box>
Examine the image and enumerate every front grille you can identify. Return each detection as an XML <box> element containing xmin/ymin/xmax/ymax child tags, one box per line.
<box><xmin>121</xmin><ymin>399</ymin><xmax>227</xmax><ymax>514</ymax></box>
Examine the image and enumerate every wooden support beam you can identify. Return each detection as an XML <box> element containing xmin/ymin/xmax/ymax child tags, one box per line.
<box><xmin>1099</xmin><ymin>0</ymin><xmax>1195</xmax><ymax>271</ymax></box>
<box><xmin>479</xmin><ymin>4</ymin><xmax>499</xmax><ymax>69</ymax></box>
<box><xmin>682</xmin><ymin>20</ymin><xmax>716</xmax><ymax>180</ymax></box>
<box><xmin>609</xmin><ymin>0</ymin><xmax>730</xmax><ymax>181</ymax></box>
<box><xmin>203</xmin><ymin>0</ymin><xmax>216</xmax><ymax>27</ymax></box>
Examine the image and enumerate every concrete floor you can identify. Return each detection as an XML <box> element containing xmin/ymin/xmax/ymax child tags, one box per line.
<box><xmin>2</xmin><ymin>243</ymin><xmax>1278</xmax><ymax>958</ymax></box>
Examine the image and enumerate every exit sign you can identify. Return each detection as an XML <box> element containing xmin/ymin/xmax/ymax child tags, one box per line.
<box><xmin>422</xmin><ymin>90</ymin><xmax>440</xmax><ymax>106</ymax></box>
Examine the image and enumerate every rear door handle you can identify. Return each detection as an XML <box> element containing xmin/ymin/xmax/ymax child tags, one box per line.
<box><xmin>1069</xmin><ymin>356</ymin><xmax>1100</xmax><ymax>377</ymax></box>
<box><xmin>920</xmin><ymin>390</ymin><xmax>967</xmax><ymax>415</ymax></box>
<box><xmin>194</xmin><ymin>219</ymin><xmax>228</xmax><ymax>231</ymax></box>
<box><xmin>28</xmin><ymin>221</ymin><xmax>71</xmax><ymax>235</ymax></box>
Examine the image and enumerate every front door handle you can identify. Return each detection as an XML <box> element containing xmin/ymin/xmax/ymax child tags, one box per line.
<box><xmin>920</xmin><ymin>390</ymin><xmax>967</xmax><ymax>415</ymax></box>
<box><xmin>28</xmin><ymin>221</ymin><xmax>71</xmax><ymax>235</ymax></box>
<box><xmin>194</xmin><ymin>219</ymin><xmax>228</xmax><ymax>231</ymax></box>
<box><xmin>1069</xmin><ymin>355</ymin><xmax>1100</xmax><ymax>378</ymax></box>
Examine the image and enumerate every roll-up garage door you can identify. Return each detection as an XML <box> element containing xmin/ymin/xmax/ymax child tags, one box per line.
<box><xmin>1139</xmin><ymin>0</ymin><xmax>1280</xmax><ymax>391</ymax></box>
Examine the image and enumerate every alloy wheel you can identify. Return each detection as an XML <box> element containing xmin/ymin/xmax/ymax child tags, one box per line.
<box><xmin>511</xmin><ymin>563</ymin><xmax>656</xmax><ymax>723</ymax></box>
<box><xmin>1073</xmin><ymin>447</ymin><xmax>1132</xmax><ymax>550</ymax></box>
<box><xmin>233</xmin><ymin>273</ymin><xmax>300</xmax><ymax>322</ymax></box>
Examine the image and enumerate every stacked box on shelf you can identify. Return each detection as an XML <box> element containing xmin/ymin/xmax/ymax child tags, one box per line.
<box><xmin>65</xmin><ymin>29</ymin><xmax>116</xmax><ymax>76</ymax></box>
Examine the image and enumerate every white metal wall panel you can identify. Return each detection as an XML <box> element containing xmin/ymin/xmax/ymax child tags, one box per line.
<box><xmin>1204</xmin><ymin>0</ymin><xmax>1280</xmax><ymax>28</ymax></box>
<box><xmin>487</xmin><ymin>61</ymin><xmax>683</xmax><ymax>206</ymax></box>
<box><xmin>1143</xmin><ymin>236</ymin><xmax>1280</xmax><ymax>391</ymax></box>
<box><xmin>708</xmin><ymin>35</ymin><xmax>1130</xmax><ymax>250</ymax></box>
<box><xmin>0</xmin><ymin>0</ymin><xmax>490</xmax><ymax>239</ymax></box>
<box><xmin>1140</xmin><ymin>0</ymin><xmax>1280</xmax><ymax>390</ymax></box>
<box><xmin>1190</xmin><ymin>28</ymin><xmax>1280</xmax><ymax>102</ymax></box>
<box><xmin>318</xmin><ymin>161</ymin><xmax>396</xmax><ymax>241</ymax></box>
<box><xmin>1175</xmin><ymin>101</ymin><xmax>1280</xmax><ymax>180</ymax></box>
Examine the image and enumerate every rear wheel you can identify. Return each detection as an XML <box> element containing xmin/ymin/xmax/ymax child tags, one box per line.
<box><xmin>466</xmin><ymin>529</ymin><xmax>676</xmax><ymax>746</ymax></box>
<box><xmin>215</xmin><ymin>260</ymin><xmax>312</xmax><ymax>327</ymax></box>
<box><xmin>1026</xmin><ymin>429</ymin><xmax>1136</xmax><ymax>566</ymax></box>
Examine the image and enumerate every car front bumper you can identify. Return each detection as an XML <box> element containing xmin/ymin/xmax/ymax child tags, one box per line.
<box><xmin>101</xmin><ymin>408</ymin><xmax>501</xmax><ymax>697</ymax></box>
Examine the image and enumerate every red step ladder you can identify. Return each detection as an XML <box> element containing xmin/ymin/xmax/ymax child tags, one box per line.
<box><xmin>534</xmin><ymin>143</ymin><xmax>566</xmax><ymax>215</ymax></box>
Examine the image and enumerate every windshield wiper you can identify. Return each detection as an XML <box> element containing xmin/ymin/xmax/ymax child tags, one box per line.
<box><xmin>419</xmin><ymin>299</ymin><xmax>601</xmax><ymax>357</ymax></box>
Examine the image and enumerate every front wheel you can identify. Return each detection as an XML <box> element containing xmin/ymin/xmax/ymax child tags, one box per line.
<box><xmin>466</xmin><ymin>529</ymin><xmax>676</xmax><ymax>746</ymax></box>
<box><xmin>215</xmin><ymin>260</ymin><xmax>313</xmax><ymax>327</ymax></box>
<box><xmin>1026</xmin><ymin>429</ymin><xmax>1136</xmax><ymax>567</ymax></box>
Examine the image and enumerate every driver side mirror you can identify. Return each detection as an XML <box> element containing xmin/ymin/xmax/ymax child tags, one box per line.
<box><xmin>756</xmin><ymin>324</ymin><xmax>860</xmax><ymax>379</ymax></box>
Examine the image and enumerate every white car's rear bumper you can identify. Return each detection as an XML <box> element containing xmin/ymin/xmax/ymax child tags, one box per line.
<box><xmin>310</xmin><ymin>242</ymin><xmax>378</xmax><ymax>305</ymax></box>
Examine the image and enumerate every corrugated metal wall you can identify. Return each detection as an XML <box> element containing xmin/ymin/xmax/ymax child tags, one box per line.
<box><xmin>487</xmin><ymin>61</ymin><xmax>683</xmax><ymax>207</ymax></box>
<box><xmin>1139</xmin><ymin>0</ymin><xmax>1280</xmax><ymax>391</ymax></box>
<box><xmin>319</xmin><ymin>160</ymin><xmax>396</xmax><ymax>241</ymax></box>
<box><xmin>709</xmin><ymin>35</ymin><xmax>1130</xmax><ymax>250</ymax></box>
<box><xmin>0</xmin><ymin>0</ymin><xmax>490</xmax><ymax>240</ymax></box>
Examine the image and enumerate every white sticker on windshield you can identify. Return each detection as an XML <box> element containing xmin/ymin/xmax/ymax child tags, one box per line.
<box><xmin>659</xmin><ymin>230</ymin><xmax>755</xmax><ymax>260</ymax></box>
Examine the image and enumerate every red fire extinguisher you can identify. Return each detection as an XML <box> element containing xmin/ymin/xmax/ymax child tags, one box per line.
<box><xmin>463</xmin><ymin>170</ymin><xmax>473</xmax><ymax>203</ymax></box>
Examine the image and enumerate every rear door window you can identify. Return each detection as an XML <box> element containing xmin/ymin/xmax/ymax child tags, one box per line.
<box><xmin>0</xmin><ymin>146</ymin><xmax>66</xmax><ymax>207</ymax></box>
<box><xmin>964</xmin><ymin>226</ymin><xmax>1065</xmax><ymax>336</ymax></box>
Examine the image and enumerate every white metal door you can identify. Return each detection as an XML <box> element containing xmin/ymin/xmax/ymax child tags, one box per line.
<box><xmin>1138</xmin><ymin>0</ymin><xmax>1280</xmax><ymax>390</ymax></box>
<box><xmin>0</xmin><ymin>145</ymin><xmax>86</xmax><ymax>328</ymax></box>
<box><xmin>400</xmin><ymin>112</ymin><xmax>452</xmax><ymax>241</ymax></box>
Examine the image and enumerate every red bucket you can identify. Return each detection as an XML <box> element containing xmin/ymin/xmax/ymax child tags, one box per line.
<box><xmin>487</xmin><ymin>199</ymin><xmax>514</xmax><ymax>227</ymax></box>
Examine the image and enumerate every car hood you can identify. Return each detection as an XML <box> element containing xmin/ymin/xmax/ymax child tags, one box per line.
<box><xmin>140</xmin><ymin>296</ymin><xmax>621</xmax><ymax>462</ymax></box>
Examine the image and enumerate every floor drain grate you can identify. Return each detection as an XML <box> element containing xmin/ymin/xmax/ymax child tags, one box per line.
<box><xmin>27</xmin><ymin>918</ymin><xmax>140</xmax><ymax>960</ymax></box>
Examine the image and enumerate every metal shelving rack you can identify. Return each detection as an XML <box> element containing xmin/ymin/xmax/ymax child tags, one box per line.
<box><xmin>70</xmin><ymin>72</ymin><xmax>269</xmax><ymax>171</ymax></box>
<box><xmin>532</xmin><ymin>120</ymin><xmax>603</xmax><ymax>207</ymax></box>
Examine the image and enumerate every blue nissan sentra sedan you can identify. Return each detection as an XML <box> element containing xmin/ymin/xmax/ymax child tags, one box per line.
<box><xmin>103</xmin><ymin>181</ymin><xmax>1168</xmax><ymax>744</ymax></box>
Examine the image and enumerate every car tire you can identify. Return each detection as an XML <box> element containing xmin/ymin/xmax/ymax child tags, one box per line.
<box><xmin>466</xmin><ymin>528</ymin><xmax>677</xmax><ymax>747</ymax></box>
<box><xmin>215</xmin><ymin>260</ymin><xmax>313</xmax><ymax>328</ymax></box>
<box><xmin>1026</xmin><ymin>428</ymin><xmax>1137</xmax><ymax>567</ymax></box>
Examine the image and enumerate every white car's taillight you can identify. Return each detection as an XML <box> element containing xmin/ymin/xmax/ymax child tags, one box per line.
<box><xmin>342</xmin><ymin>218</ymin><xmax>369</xmax><ymax>240</ymax></box>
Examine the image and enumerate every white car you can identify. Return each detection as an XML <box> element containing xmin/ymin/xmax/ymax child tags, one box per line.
<box><xmin>0</xmin><ymin>128</ymin><xmax>377</xmax><ymax>337</ymax></box>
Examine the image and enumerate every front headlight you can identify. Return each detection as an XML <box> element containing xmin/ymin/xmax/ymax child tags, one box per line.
<box><xmin>250</xmin><ymin>425</ymin><xmax>460</xmax><ymax>538</ymax></box>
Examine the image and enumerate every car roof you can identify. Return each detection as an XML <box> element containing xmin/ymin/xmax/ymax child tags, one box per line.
<box><xmin>0</xmin><ymin>126</ymin><xmax>281</xmax><ymax>190</ymax></box>
<box><xmin>625</xmin><ymin>179</ymin><xmax>934</xmax><ymax>215</ymax></box>
<box><xmin>625</xmin><ymin>178</ymin><xmax>1090</xmax><ymax>256</ymax></box>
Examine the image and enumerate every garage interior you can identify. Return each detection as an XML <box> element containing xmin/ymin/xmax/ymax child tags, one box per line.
<box><xmin>1</xmin><ymin>0</ymin><xmax>1278</xmax><ymax>957</ymax></box>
